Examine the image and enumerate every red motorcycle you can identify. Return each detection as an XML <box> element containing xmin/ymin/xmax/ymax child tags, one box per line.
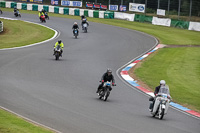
<box><xmin>40</xmin><ymin>15</ymin><xmax>46</xmax><ymax>23</ymax></box>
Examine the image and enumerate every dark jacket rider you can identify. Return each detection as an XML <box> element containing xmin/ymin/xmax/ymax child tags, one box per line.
<box><xmin>96</xmin><ymin>68</ymin><xmax>115</xmax><ymax>93</ymax></box>
<box><xmin>72</xmin><ymin>22</ymin><xmax>79</xmax><ymax>34</ymax></box>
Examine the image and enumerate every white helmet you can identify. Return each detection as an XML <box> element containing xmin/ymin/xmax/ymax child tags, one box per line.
<box><xmin>160</xmin><ymin>80</ymin><xmax>166</xmax><ymax>85</ymax></box>
<box><xmin>74</xmin><ymin>22</ymin><xmax>77</xmax><ymax>25</ymax></box>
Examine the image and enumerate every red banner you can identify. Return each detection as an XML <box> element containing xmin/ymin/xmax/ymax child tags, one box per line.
<box><xmin>93</xmin><ymin>4</ymin><xmax>100</xmax><ymax>9</ymax></box>
<box><xmin>100</xmin><ymin>5</ymin><xmax>107</xmax><ymax>10</ymax></box>
<box><xmin>86</xmin><ymin>3</ymin><xmax>93</xmax><ymax>8</ymax></box>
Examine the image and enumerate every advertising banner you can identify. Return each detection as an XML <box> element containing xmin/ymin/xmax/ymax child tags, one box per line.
<box><xmin>93</xmin><ymin>4</ymin><xmax>100</xmax><ymax>9</ymax></box>
<box><xmin>61</xmin><ymin>1</ymin><xmax>82</xmax><ymax>7</ymax></box>
<box><xmin>129</xmin><ymin>3</ymin><xmax>145</xmax><ymax>13</ymax></box>
<box><xmin>157</xmin><ymin>9</ymin><xmax>165</xmax><ymax>16</ymax></box>
<box><xmin>29</xmin><ymin>0</ymin><xmax>43</xmax><ymax>4</ymax></box>
<box><xmin>119</xmin><ymin>5</ymin><xmax>126</xmax><ymax>12</ymax></box>
<box><xmin>18</xmin><ymin>0</ymin><xmax>28</xmax><ymax>2</ymax></box>
<box><xmin>51</xmin><ymin>0</ymin><xmax>59</xmax><ymax>5</ymax></box>
<box><xmin>100</xmin><ymin>5</ymin><xmax>107</xmax><ymax>10</ymax></box>
<box><xmin>86</xmin><ymin>2</ymin><xmax>93</xmax><ymax>8</ymax></box>
<box><xmin>109</xmin><ymin>5</ymin><xmax>118</xmax><ymax>11</ymax></box>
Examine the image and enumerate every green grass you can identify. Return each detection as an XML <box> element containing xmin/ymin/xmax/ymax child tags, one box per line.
<box><xmin>134</xmin><ymin>47</ymin><xmax>200</xmax><ymax>111</ymax></box>
<box><xmin>0</xmin><ymin>109</ymin><xmax>53</xmax><ymax>133</ymax></box>
<box><xmin>1</xmin><ymin>7</ymin><xmax>200</xmax><ymax>45</ymax></box>
<box><xmin>0</xmin><ymin>18</ymin><xmax>55</xmax><ymax>49</ymax></box>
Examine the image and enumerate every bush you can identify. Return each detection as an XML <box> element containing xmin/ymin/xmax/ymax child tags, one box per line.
<box><xmin>146</xmin><ymin>8</ymin><xmax>156</xmax><ymax>14</ymax></box>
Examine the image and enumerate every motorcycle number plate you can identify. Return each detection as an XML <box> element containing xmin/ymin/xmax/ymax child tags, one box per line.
<box><xmin>75</xmin><ymin>30</ymin><xmax>77</xmax><ymax>33</ymax></box>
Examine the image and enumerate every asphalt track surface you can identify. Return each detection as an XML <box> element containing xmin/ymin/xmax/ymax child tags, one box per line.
<box><xmin>0</xmin><ymin>12</ymin><xmax>199</xmax><ymax>133</ymax></box>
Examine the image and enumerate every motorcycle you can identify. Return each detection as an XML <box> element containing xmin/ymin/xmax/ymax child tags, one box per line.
<box><xmin>73</xmin><ymin>29</ymin><xmax>78</xmax><ymax>39</ymax></box>
<box><xmin>45</xmin><ymin>12</ymin><xmax>49</xmax><ymax>20</ymax></box>
<box><xmin>0</xmin><ymin>9</ymin><xmax>2</xmax><ymax>14</ymax></box>
<box><xmin>149</xmin><ymin>85</ymin><xmax>171</xmax><ymax>120</ymax></box>
<box><xmin>14</xmin><ymin>10</ymin><xmax>21</xmax><ymax>17</ymax></box>
<box><xmin>98</xmin><ymin>81</ymin><xmax>115</xmax><ymax>101</ymax></box>
<box><xmin>40</xmin><ymin>15</ymin><xmax>46</xmax><ymax>23</ymax></box>
<box><xmin>54</xmin><ymin>45</ymin><xmax>62</xmax><ymax>60</ymax></box>
<box><xmin>82</xmin><ymin>23</ymin><xmax>88</xmax><ymax>33</ymax></box>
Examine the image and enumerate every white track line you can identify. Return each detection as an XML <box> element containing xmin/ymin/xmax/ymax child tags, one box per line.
<box><xmin>0</xmin><ymin>17</ymin><xmax>60</xmax><ymax>51</ymax></box>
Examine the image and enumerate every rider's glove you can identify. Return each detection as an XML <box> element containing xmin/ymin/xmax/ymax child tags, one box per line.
<box><xmin>101</xmin><ymin>80</ymin><xmax>104</xmax><ymax>83</ymax></box>
<box><xmin>112</xmin><ymin>83</ymin><xmax>115</xmax><ymax>86</ymax></box>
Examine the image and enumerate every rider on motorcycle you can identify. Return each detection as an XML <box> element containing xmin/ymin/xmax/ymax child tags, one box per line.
<box><xmin>14</xmin><ymin>6</ymin><xmax>19</xmax><ymax>14</ymax></box>
<box><xmin>72</xmin><ymin>22</ymin><xmax>79</xmax><ymax>35</ymax></box>
<box><xmin>149</xmin><ymin>80</ymin><xmax>171</xmax><ymax>111</ymax></box>
<box><xmin>96</xmin><ymin>68</ymin><xmax>115</xmax><ymax>94</ymax></box>
<box><xmin>81</xmin><ymin>18</ymin><xmax>89</xmax><ymax>30</ymax></box>
<box><xmin>54</xmin><ymin>40</ymin><xmax>64</xmax><ymax>56</ymax></box>
<box><xmin>39</xmin><ymin>11</ymin><xmax>44</xmax><ymax>20</ymax></box>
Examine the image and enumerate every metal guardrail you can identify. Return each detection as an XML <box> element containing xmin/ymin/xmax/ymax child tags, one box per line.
<box><xmin>0</xmin><ymin>21</ymin><xmax>3</xmax><ymax>33</ymax></box>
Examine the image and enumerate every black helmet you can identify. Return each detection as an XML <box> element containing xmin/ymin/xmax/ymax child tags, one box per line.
<box><xmin>107</xmin><ymin>68</ymin><xmax>112</xmax><ymax>73</ymax></box>
<box><xmin>58</xmin><ymin>40</ymin><xmax>62</xmax><ymax>44</ymax></box>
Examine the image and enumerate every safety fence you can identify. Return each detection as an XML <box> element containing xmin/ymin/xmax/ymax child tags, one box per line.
<box><xmin>0</xmin><ymin>1</ymin><xmax>200</xmax><ymax>31</ymax></box>
<box><xmin>0</xmin><ymin>21</ymin><xmax>3</xmax><ymax>32</ymax></box>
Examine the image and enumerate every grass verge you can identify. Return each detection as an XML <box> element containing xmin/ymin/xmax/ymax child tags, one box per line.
<box><xmin>0</xmin><ymin>18</ymin><xmax>55</xmax><ymax>49</ymax></box>
<box><xmin>134</xmin><ymin>47</ymin><xmax>200</xmax><ymax>112</ymax></box>
<box><xmin>0</xmin><ymin>108</ymin><xmax>53</xmax><ymax>133</ymax></box>
<box><xmin>1</xmin><ymin>7</ymin><xmax>200</xmax><ymax>45</ymax></box>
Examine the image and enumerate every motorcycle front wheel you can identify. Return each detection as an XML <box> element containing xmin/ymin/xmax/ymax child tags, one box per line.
<box><xmin>158</xmin><ymin>105</ymin><xmax>165</xmax><ymax>119</ymax></box>
<box><xmin>159</xmin><ymin>108</ymin><xmax>165</xmax><ymax>120</ymax></box>
<box><xmin>55</xmin><ymin>53</ymin><xmax>59</xmax><ymax>60</ymax></box>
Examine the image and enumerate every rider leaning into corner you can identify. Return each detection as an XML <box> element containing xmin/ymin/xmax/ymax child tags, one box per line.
<box><xmin>149</xmin><ymin>80</ymin><xmax>171</xmax><ymax>111</ymax></box>
<box><xmin>96</xmin><ymin>68</ymin><xmax>116</xmax><ymax>94</ymax></box>
<box><xmin>53</xmin><ymin>40</ymin><xmax>64</xmax><ymax>57</ymax></box>
<box><xmin>72</xmin><ymin>22</ymin><xmax>79</xmax><ymax>35</ymax></box>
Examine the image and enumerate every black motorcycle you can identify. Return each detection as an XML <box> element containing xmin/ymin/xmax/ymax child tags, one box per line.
<box><xmin>0</xmin><ymin>9</ymin><xmax>2</xmax><ymax>14</ymax></box>
<box><xmin>73</xmin><ymin>29</ymin><xmax>79</xmax><ymax>39</ymax></box>
<box><xmin>14</xmin><ymin>11</ymin><xmax>21</xmax><ymax>17</ymax></box>
<box><xmin>98</xmin><ymin>81</ymin><xmax>115</xmax><ymax>101</ymax></box>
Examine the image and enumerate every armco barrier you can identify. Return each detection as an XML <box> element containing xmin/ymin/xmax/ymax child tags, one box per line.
<box><xmin>0</xmin><ymin>1</ymin><xmax>200</xmax><ymax>31</ymax></box>
<box><xmin>0</xmin><ymin>21</ymin><xmax>3</xmax><ymax>33</ymax></box>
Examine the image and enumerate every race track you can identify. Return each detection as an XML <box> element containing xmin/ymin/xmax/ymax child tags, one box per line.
<box><xmin>0</xmin><ymin>12</ymin><xmax>199</xmax><ymax>133</ymax></box>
